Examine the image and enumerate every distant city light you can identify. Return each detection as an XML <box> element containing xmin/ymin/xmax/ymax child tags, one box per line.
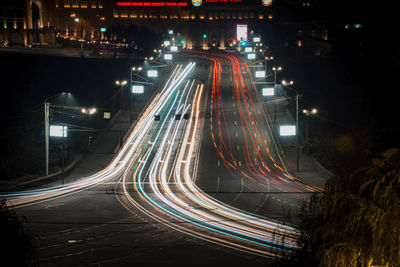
<box><xmin>262</xmin><ymin>87</ymin><xmax>275</xmax><ymax>96</ymax></box>
<box><xmin>168</xmin><ymin>30</ymin><xmax>174</xmax><ymax>34</ymax></box>
<box><xmin>100</xmin><ymin>27</ymin><xmax>106</xmax><ymax>32</ymax></box>
<box><xmin>255</xmin><ymin>70</ymin><xmax>266</xmax><ymax>78</ymax></box>
<box><xmin>280</xmin><ymin>125</ymin><xmax>296</xmax><ymax>136</ymax></box>
<box><xmin>163</xmin><ymin>40</ymin><xmax>171</xmax><ymax>46</ymax></box>
<box><xmin>132</xmin><ymin>85</ymin><xmax>144</xmax><ymax>94</ymax></box>
<box><xmin>50</xmin><ymin>125</ymin><xmax>68</xmax><ymax>137</ymax></box>
<box><xmin>74</xmin><ymin>18</ymin><xmax>79</xmax><ymax>22</ymax></box>
<box><xmin>104</xmin><ymin>112</ymin><xmax>111</xmax><ymax>119</ymax></box>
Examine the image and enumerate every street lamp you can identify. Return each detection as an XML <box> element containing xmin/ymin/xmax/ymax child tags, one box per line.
<box><xmin>302</xmin><ymin>107</ymin><xmax>318</xmax><ymax>152</ymax></box>
<box><xmin>281</xmin><ymin>80</ymin><xmax>301</xmax><ymax>172</ymax></box>
<box><xmin>115</xmin><ymin>80</ymin><xmax>127</xmax><ymax>86</ymax></box>
<box><xmin>272</xmin><ymin>66</ymin><xmax>282</xmax><ymax>84</ymax></box>
<box><xmin>264</xmin><ymin>56</ymin><xmax>274</xmax><ymax>82</ymax></box>
<box><xmin>44</xmin><ymin>92</ymin><xmax>70</xmax><ymax>176</ymax></box>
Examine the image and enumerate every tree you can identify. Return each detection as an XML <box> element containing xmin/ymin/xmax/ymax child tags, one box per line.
<box><xmin>282</xmin><ymin>148</ymin><xmax>400</xmax><ymax>266</ymax></box>
<box><xmin>0</xmin><ymin>200</ymin><xmax>36</xmax><ymax>266</ymax></box>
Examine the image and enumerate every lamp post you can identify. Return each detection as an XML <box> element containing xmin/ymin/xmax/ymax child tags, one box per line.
<box><xmin>272</xmin><ymin>66</ymin><xmax>282</xmax><ymax>84</ymax></box>
<box><xmin>44</xmin><ymin>92</ymin><xmax>70</xmax><ymax>176</ymax></box>
<box><xmin>281</xmin><ymin>80</ymin><xmax>301</xmax><ymax>172</ymax></box>
<box><xmin>264</xmin><ymin>56</ymin><xmax>274</xmax><ymax>81</ymax></box>
<box><xmin>302</xmin><ymin>108</ymin><xmax>318</xmax><ymax>153</ymax></box>
<box><xmin>130</xmin><ymin>67</ymin><xmax>143</xmax><ymax>122</ymax></box>
<box><xmin>115</xmin><ymin>80</ymin><xmax>127</xmax><ymax>112</ymax></box>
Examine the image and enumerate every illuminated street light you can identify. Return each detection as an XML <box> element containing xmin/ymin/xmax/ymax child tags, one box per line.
<box><xmin>281</xmin><ymin>80</ymin><xmax>294</xmax><ymax>86</ymax></box>
<box><xmin>303</xmin><ymin>108</ymin><xmax>318</xmax><ymax>115</ymax></box>
<box><xmin>44</xmin><ymin>92</ymin><xmax>71</xmax><ymax>176</ymax></box>
<box><xmin>115</xmin><ymin>80</ymin><xmax>127</xmax><ymax>86</ymax></box>
<box><xmin>81</xmin><ymin>107</ymin><xmax>97</xmax><ymax>114</ymax></box>
<box><xmin>264</xmin><ymin>56</ymin><xmax>274</xmax><ymax>82</ymax></box>
<box><xmin>272</xmin><ymin>66</ymin><xmax>282</xmax><ymax>84</ymax></box>
<box><xmin>281</xmin><ymin>80</ymin><xmax>301</xmax><ymax>172</ymax></box>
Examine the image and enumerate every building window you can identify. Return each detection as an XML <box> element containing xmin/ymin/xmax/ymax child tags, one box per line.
<box><xmin>297</xmin><ymin>40</ymin><xmax>302</xmax><ymax>47</ymax></box>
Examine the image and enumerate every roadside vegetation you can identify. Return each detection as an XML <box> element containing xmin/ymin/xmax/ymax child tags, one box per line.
<box><xmin>279</xmin><ymin>127</ymin><xmax>400</xmax><ymax>266</ymax></box>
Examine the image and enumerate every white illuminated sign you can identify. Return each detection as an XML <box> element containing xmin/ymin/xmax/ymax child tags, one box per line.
<box><xmin>253</xmin><ymin>37</ymin><xmax>261</xmax><ymax>42</ymax></box>
<box><xmin>262</xmin><ymin>87</ymin><xmax>274</xmax><ymax>96</ymax></box>
<box><xmin>280</xmin><ymin>125</ymin><xmax>296</xmax><ymax>136</ymax></box>
<box><xmin>50</xmin><ymin>125</ymin><xmax>68</xmax><ymax>137</ymax></box>
<box><xmin>236</xmin><ymin>24</ymin><xmax>248</xmax><ymax>42</ymax></box>
<box><xmin>170</xmin><ymin>46</ymin><xmax>178</xmax><ymax>52</ymax></box>
<box><xmin>132</xmin><ymin>85</ymin><xmax>144</xmax><ymax>94</ymax></box>
<box><xmin>164</xmin><ymin>54</ymin><xmax>173</xmax><ymax>60</ymax></box>
<box><xmin>147</xmin><ymin>70</ymin><xmax>158</xmax><ymax>78</ymax></box>
<box><xmin>163</xmin><ymin>40</ymin><xmax>171</xmax><ymax>46</ymax></box>
<box><xmin>168</xmin><ymin>30</ymin><xmax>174</xmax><ymax>34</ymax></box>
<box><xmin>255</xmin><ymin>70</ymin><xmax>266</xmax><ymax>78</ymax></box>
<box><xmin>247</xmin><ymin>53</ymin><xmax>256</xmax><ymax>59</ymax></box>
<box><xmin>245</xmin><ymin>47</ymin><xmax>252</xmax><ymax>52</ymax></box>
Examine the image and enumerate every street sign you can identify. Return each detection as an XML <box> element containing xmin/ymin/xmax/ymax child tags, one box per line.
<box><xmin>50</xmin><ymin>125</ymin><xmax>68</xmax><ymax>137</ymax></box>
<box><xmin>147</xmin><ymin>70</ymin><xmax>158</xmax><ymax>78</ymax></box>
<box><xmin>279</xmin><ymin>125</ymin><xmax>296</xmax><ymax>136</ymax></box>
<box><xmin>247</xmin><ymin>53</ymin><xmax>256</xmax><ymax>59</ymax></box>
<box><xmin>164</xmin><ymin>54</ymin><xmax>173</xmax><ymax>60</ymax></box>
<box><xmin>132</xmin><ymin>85</ymin><xmax>144</xmax><ymax>94</ymax></box>
<box><xmin>262</xmin><ymin>87</ymin><xmax>274</xmax><ymax>96</ymax></box>
<box><xmin>255</xmin><ymin>70</ymin><xmax>266</xmax><ymax>78</ymax></box>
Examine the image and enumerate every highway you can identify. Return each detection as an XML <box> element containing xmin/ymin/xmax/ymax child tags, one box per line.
<box><xmin>0</xmin><ymin>51</ymin><xmax>323</xmax><ymax>266</ymax></box>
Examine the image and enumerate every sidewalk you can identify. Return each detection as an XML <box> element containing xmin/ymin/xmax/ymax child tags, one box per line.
<box><xmin>5</xmin><ymin>110</ymin><xmax>134</xmax><ymax>190</ymax></box>
<box><xmin>262</xmin><ymin>99</ymin><xmax>333</xmax><ymax>190</ymax></box>
<box><xmin>0</xmin><ymin>46</ymin><xmax>142</xmax><ymax>59</ymax></box>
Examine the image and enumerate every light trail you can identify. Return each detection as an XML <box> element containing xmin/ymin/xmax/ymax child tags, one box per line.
<box><xmin>1</xmin><ymin>55</ymin><xmax>320</xmax><ymax>259</ymax></box>
<box><xmin>0</xmin><ymin>63</ymin><xmax>195</xmax><ymax>208</ymax></box>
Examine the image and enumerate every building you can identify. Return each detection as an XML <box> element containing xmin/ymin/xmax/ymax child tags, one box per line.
<box><xmin>0</xmin><ymin>0</ymin><xmax>58</xmax><ymax>46</ymax></box>
<box><xmin>2</xmin><ymin>0</ymin><xmax>276</xmax><ymax>48</ymax></box>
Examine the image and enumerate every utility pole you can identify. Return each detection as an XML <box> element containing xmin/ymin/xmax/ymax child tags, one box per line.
<box><xmin>44</xmin><ymin>102</ymin><xmax>50</xmax><ymax>176</ymax></box>
<box><xmin>296</xmin><ymin>93</ymin><xmax>300</xmax><ymax>172</ymax></box>
<box><xmin>130</xmin><ymin>68</ymin><xmax>133</xmax><ymax>122</ymax></box>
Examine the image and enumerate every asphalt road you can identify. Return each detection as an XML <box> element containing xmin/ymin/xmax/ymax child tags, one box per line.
<box><xmin>3</xmin><ymin>51</ymin><xmax>324</xmax><ymax>266</ymax></box>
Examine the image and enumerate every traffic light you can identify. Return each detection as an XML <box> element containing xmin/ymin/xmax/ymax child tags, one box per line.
<box><xmin>232</xmin><ymin>39</ymin><xmax>237</xmax><ymax>45</ymax></box>
<box><xmin>240</xmin><ymin>41</ymin><xmax>247</xmax><ymax>47</ymax></box>
<box><xmin>180</xmin><ymin>40</ymin><xmax>184</xmax><ymax>44</ymax></box>
<box><xmin>203</xmin><ymin>34</ymin><xmax>207</xmax><ymax>39</ymax></box>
